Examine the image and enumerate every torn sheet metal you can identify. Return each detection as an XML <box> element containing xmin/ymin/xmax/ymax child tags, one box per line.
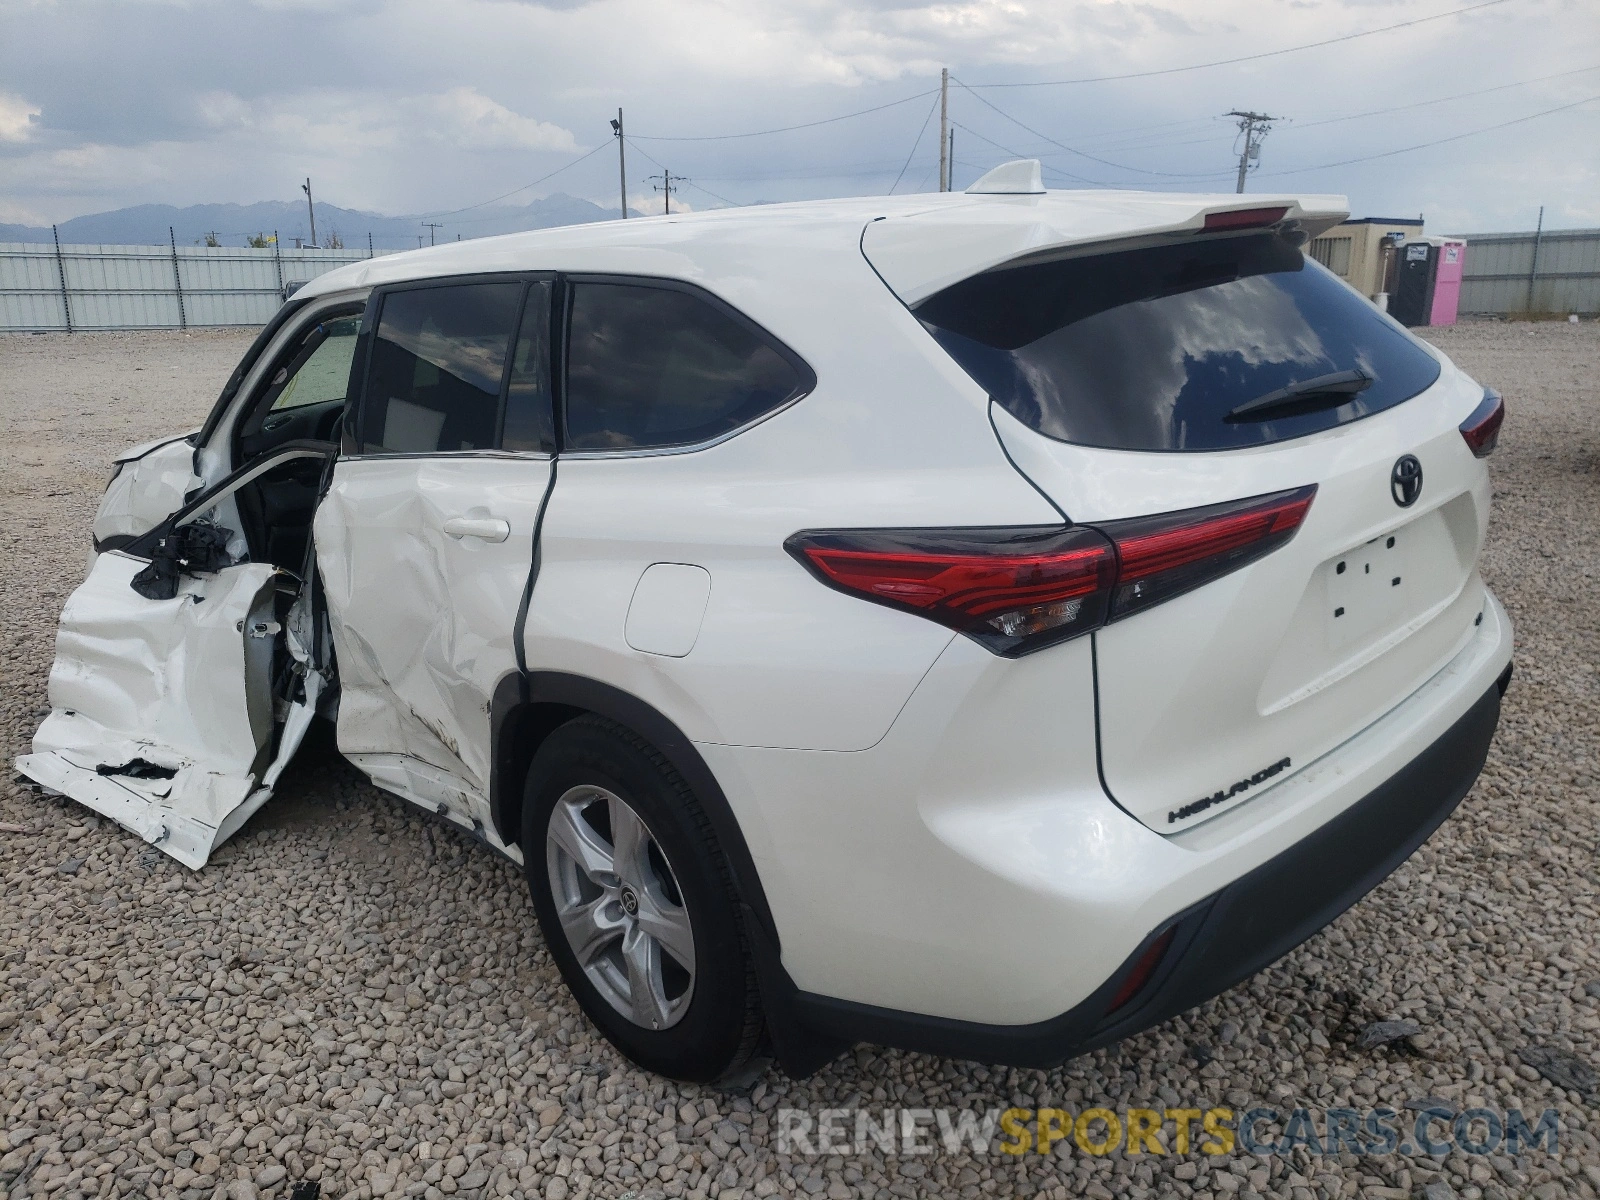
<box><xmin>15</xmin><ymin>552</ymin><xmax>316</xmax><ymax>869</ymax></box>
<box><xmin>93</xmin><ymin>435</ymin><xmax>202</xmax><ymax>547</ymax></box>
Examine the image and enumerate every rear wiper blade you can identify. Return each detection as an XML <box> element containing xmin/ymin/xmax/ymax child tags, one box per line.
<box><xmin>1225</xmin><ymin>369</ymin><xmax>1373</xmax><ymax>422</ymax></box>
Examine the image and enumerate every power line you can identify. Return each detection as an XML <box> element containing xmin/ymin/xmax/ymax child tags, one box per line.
<box><xmin>622</xmin><ymin>138</ymin><xmax>739</xmax><ymax>209</ymax></box>
<box><xmin>951</xmin><ymin>77</ymin><xmax>1214</xmax><ymax>177</ymax></box>
<box><xmin>630</xmin><ymin>89</ymin><xmax>938</xmax><ymax>142</ymax></box>
<box><xmin>960</xmin><ymin>64</ymin><xmax>1600</xmax><ymax>170</ymax></box>
<box><xmin>948</xmin><ymin>120</ymin><xmax>1116</xmax><ymax>186</ymax></box>
<box><xmin>1290</xmin><ymin>62</ymin><xmax>1600</xmax><ymax>129</ymax></box>
<box><xmin>1261</xmin><ymin>91</ymin><xmax>1600</xmax><ymax>175</ymax></box>
<box><xmin>412</xmin><ymin>142</ymin><xmax>612</xmax><ymax>220</ymax></box>
<box><xmin>960</xmin><ymin>0</ymin><xmax>1517</xmax><ymax>88</ymax></box>
<box><xmin>888</xmin><ymin>93</ymin><xmax>942</xmax><ymax>194</ymax></box>
<box><xmin>682</xmin><ymin>178</ymin><xmax>740</xmax><ymax>207</ymax></box>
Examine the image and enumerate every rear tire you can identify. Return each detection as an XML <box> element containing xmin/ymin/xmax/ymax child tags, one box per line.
<box><xmin>522</xmin><ymin>714</ymin><xmax>762</xmax><ymax>1081</ymax></box>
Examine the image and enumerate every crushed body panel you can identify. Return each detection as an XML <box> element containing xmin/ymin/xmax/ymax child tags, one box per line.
<box><xmin>16</xmin><ymin>552</ymin><xmax>319</xmax><ymax>869</ymax></box>
<box><xmin>93</xmin><ymin>435</ymin><xmax>202</xmax><ymax>547</ymax></box>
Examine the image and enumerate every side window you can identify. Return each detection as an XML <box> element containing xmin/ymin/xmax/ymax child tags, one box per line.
<box><xmin>564</xmin><ymin>281</ymin><xmax>808</xmax><ymax>451</ymax></box>
<box><xmin>269</xmin><ymin>316</ymin><xmax>361</xmax><ymax>412</ymax></box>
<box><xmin>501</xmin><ymin>281</ymin><xmax>554</xmax><ymax>453</ymax></box>
<box><xmin>360</xmin><ymin>282</ymin><xmax>522</xmax><ymax>454</ymax></box>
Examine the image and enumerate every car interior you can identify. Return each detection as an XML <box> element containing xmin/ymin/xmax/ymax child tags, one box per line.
<box><xmin>228</xmin><ymin>306</ymin><xmax>362</xmax><ymax>571</ymax></box>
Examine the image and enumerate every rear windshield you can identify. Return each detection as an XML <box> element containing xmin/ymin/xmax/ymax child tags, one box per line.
<box><xmin>916</xmin><ymin>231</ymin><xmax>1441</xmax><ymax>452</ymax></box>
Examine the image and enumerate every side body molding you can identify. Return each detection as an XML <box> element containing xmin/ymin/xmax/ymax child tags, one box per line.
<box><xmin>488</xmin><ymin>669</ymin><xmax>850</xmax><ymax>1077</ymax></box>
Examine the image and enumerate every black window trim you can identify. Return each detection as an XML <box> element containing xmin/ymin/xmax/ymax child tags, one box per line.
<box><xmin>557</xmin><ymin>272</ymin><xmax>818</xmax><ymax>460</ymax></box>
<box><xmin>343</xmin><ymin>271</ymin><xmax>559</xmax><ymax>463</ymax></box>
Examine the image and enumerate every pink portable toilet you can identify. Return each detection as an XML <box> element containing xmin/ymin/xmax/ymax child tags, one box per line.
<box><xmin>1429</xmin><ymin>238</ymin><xmax>1466</xmax><ymax>326</ymax></box>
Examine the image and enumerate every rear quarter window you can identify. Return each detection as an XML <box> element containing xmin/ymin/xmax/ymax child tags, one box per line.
<box><xmin>563</xmin><ymin>280</ymin><xmax>813</xmax><ymax>452</ymax></box>
<box><xmin>916</xmin><ymin>231</ymin><xmax>1441</xmax><ymax>452</ymax></box>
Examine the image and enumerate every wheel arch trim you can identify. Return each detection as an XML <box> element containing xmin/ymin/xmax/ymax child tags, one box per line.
<box><xmin>489</xmin><ymin>669</ymin><xmax>780</xmax><ymax>951</ymax></box>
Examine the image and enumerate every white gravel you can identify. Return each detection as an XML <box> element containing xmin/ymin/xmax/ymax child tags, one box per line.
<box><xmin>1</xmin><ymin>322</ymin><xmax>1597</xmax><ymax>1200</ymax></box>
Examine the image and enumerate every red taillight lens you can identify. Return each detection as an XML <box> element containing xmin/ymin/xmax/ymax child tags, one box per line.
<box><xmin>784</xmin><ymin>526</ymin><xmax>1116</xmax><ymax>656</ymax></box>
<box><xmin>1108</xmin><ymin>926</ymin><xmax>1175</xmax><ymax>1013</ymax></box>
<box><xmin>1459</xmin><ymin>387</ymin><xmax>1504</xmax><ymax>458</ymax></box>
<box><xmin>1203</xmin><ymin>205</ymin><xmax>1288</xmax><ymax>232</ymax></box>
<box><xmin>1096</xmin><ymin>485</ymin><xmax>1318</xmax><ymax>621</ymax></box>
<box><xmin>786</xmin><ymin>486</ymin><xmax>1315</xmax><ymax>655</ymax></box>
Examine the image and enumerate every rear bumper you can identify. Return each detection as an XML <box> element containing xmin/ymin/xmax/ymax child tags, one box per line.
<box><xmin>787</xmin><ymin>673</ymin><xmax>1504</xmax><ymax>1068</ymax></box>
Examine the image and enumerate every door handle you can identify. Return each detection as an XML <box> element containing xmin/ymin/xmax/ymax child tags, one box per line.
<box><xmin>262</xmin><ymin>414</ymin><xmax>291</xmax><ymax>432</ymax></box>
<box><xmin>442</xmin><ymin>516</ymin><xmax>511</xmax><ymax>542</ymax></box>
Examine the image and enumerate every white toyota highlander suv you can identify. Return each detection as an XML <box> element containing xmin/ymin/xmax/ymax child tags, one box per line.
<box><xmin>20</xmin><ymin>162</ymin><xmax>1512</xmax><ymax>1082</ymax></box>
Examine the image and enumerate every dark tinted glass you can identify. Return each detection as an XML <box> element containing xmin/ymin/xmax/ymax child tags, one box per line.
<box><xmin>501</xmin><ymin>281</ymin><xmax>554</xmax><ymax>453</ymax></box>
<box><xmin>916</xmin><ymin>232</ymin><xmax>1442</xmax><ymax>452</ymax></box>
<box><xmin>361</xmin><ymin>283</ymin><xmax>521</xmax><ymax>454</ymax></box>
<box><xmin>565</xmin><ymin>282</ymin><xmax>806</xmax><ymax>451</ymax></box>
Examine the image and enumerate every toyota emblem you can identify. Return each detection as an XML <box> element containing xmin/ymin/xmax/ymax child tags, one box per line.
<box><xmin>1391</xmin><ymin>455</ymin><xmax>1423</xmax><ymax>507</ymax></box>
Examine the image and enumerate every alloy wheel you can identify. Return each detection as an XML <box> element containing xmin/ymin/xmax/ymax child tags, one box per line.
<box><xmin>545</xmin><ymin>784</ymin><xmax>697</xmax><ymax>1030</ymax></box>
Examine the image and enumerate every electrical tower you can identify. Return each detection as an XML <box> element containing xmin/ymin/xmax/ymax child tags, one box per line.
<box><xmin>422</xmin><ymin>222</ymin><xmax>443</xmax><ymax>246</ymax></box>
<box><xmin>1228</xmin><ymin>111</ymin><xmax>1278</xmax><ymax>193</ymax></box>
<box><xmin>649</xmin><ymin>169</ymin><xmax>685</xmax><ymax>215</ymax></box>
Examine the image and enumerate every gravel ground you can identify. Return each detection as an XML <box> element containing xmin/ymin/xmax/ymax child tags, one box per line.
<box><xmin>1</xmin><ymin>322</ymin><xmax>1597</xmax><ymax>1200</ymax></box>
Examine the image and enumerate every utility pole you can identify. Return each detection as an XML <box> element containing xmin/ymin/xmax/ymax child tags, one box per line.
<box><xmin>948</xmin><ymin>129</ymin><xmax>955</xmax><ymax>191</ymax></box>
<box><xmin>1228</xmin><ymin>112</ymin><xmax>1278</xmax><ymax>193</ymax></box>
<box><xmin>650</xmin><ymin>169</ymin><xmax>683</xmax><ymax>215</ymax></box>
<box><xmin>301</xmin><ymin>177</ymin><xmax>317</xmax><ymax>246</ymax></box>
<box><xmin>422</xmin><ymin>221</ymin><xmax>443</xmax><ymax>246</ymax></box>
<box><xmin>610</xmin><ymin>109</ymin><xmax>629</xmax><ymax>218</ymax></box>
<box><xmin>938</xmin><ymin>67</ymin><xmax>949</xmax><ymax>192</ymax></box>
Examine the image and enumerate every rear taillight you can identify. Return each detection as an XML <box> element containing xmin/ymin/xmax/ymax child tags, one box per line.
<box><xmin>1096</xmin><ymin>485</ymin><xmax>1318</xmax><ymax>620</ymax></box>
<box><xmin>786</xmin><ymin>485</ymin><xmax>1316</xmax><ymax>656</ymax></box>
<box><xmin>1459</xmin><ymin>388</ymin><xmax>1504</xmax><ymax>458</ymax></box>
<box><xmin>784</xmin><ymin>526</ymin><xmax>1116</xmax><ymax>656</ymax></box>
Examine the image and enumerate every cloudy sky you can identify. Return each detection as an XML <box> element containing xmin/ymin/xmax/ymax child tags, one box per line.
<box><xmin>2</xmin><ymin>0</ymin><xmax>1597</xmax><ymax>234</ymax></box>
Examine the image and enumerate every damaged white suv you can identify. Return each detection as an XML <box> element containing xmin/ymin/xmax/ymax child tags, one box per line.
<box><xmin>22</xmin><ymin>163</ymin><xmax>1512</xmax><ymax>1083</ymax></box>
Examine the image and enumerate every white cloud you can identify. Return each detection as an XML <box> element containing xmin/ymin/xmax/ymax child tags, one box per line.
<box><xmin>423</xmin><ymin>87</ymin><xmax>577</xmax><ymax>152</ymax></box>
<box><xmin>0</xmin><ymin>92</ymin><xmax>41</xmax><ymax>143</ymax></box>
<box><xmin>199</xmin><ymin>87</ymin><xmax>578</xmax><ymax>155</ymax></box>
<box><xmin>0</xmin><ymin>0</ymin><xmax>1594</xmax><ymax>230</ymax></box>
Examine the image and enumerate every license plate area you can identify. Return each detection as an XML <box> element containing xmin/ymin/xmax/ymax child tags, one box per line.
<box><xmin>1325</xmin><ymin>530</ymin><xmax>1415</xmax><ymax>650</ymax></box>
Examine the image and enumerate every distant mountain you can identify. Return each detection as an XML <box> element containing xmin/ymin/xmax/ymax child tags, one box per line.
<box><xmin>0</xmin><ymin>193</ymin><xmax>621</xmax><ymax>249</ymax></box>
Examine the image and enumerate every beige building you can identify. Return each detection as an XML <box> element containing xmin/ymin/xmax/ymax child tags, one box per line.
<box><xmin>1309</xmin><ymin>217</ymin><xmax>1424</xmax><ymax>300</ymax></box>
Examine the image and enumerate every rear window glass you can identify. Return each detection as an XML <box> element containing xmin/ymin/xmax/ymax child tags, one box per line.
<box><xmin>564</xmin><ymin>281</ymin><xmax>810</xmax><ymax>451</ymax></box>
<box><xmin>916</xmin><ymin>232</ymin><xmax>1441</xmax><ymax>452</ymax></box>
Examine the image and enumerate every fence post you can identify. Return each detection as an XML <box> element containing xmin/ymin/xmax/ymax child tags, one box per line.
<box><xmin>273</xmin><ymin>229</ymin><xmax>283</xmax><ymax>296</ymax></box>
<box><xmin>1525</xmin><ymin>205</ymin><xmax>1544</xmax><ymax>314</ymax></box>
<box><xmin>168</xmin><ymin>226</ymin><xmax>187</xmax><ymax>329</ymax></box>
<box><xmin>51</xmin><ymin>224</ymin><xmax>72</xmax><ymax>333</ymax></box>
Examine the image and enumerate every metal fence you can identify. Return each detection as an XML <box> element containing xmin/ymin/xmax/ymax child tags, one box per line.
<box><xmin>6</xmin><ymin>224</ymin><xmax>1598</xmax><ymax>330</ymax></box>
<box><xmin>0</xmin><ymin>234</ymin><xmax>396</xmax><ymax>332</ymax></box>
<box><xmin>1456</xmin><ymin>227</ymin><xmax>1600</xmax><ymax>316</ymax></box>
